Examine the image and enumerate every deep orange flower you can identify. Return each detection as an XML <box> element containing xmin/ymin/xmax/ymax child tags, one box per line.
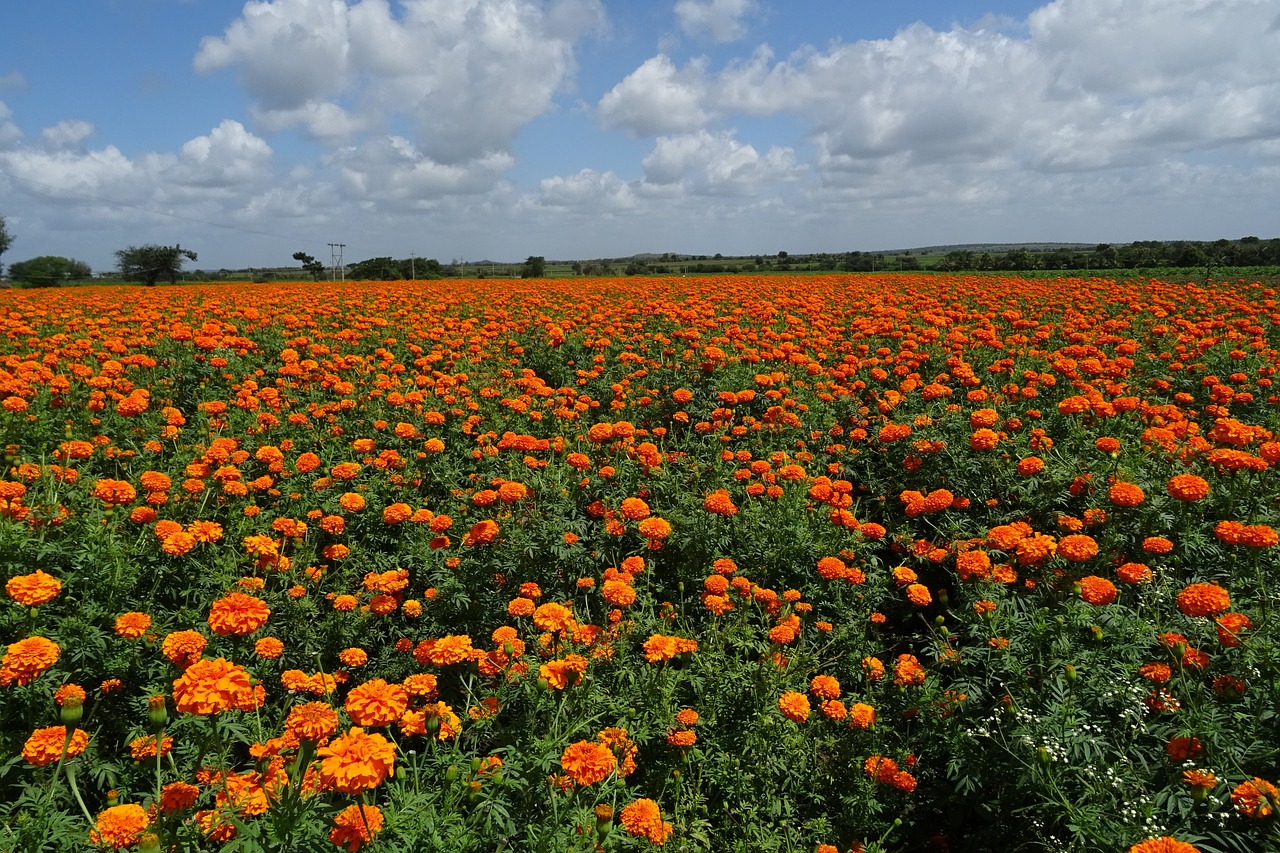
<box><xmin>161</xmin><ymin>630</ymin><xmax>207</xmax><ymax>669</ymax></box>
<box><xmin>1127</xmin><ymin>838</ymin><xmax>1201</xmax><ymax>853</ymax></box>
<box><xmin>1166</xmin><ymin>473</ymin><xmax>1210</xmax><ymax>502</ymax></box>
<box><xmin>532</xmin><ymin>602</ymin><xmax>574</xmax><ymax>632</ymax></box>
<box><xmin>5</xmin><ymin>569</ymin><xmax>62</xmax><ymax>606</ymax></box>
<box><xmin>90</xmin><ymin>803</ymin><xmax>149</xmax><ymax>849</ymax></box>
<box><xmin>345</xmin><ymin>679</ymin><xmax>408</xmax><ymax>728</ymax></box>
<box><xmin>778</xmin><ymin>690</ymin><xmax>810</xmax><ymax>722</ymax></box>
<box><xmin>619</xmin><ymin>798</ymin><xmax>672</xmax><ymax>844</ymax></box>
<box><xmin>285</xmin><ymin>701</ymin><xmax>340</xmax><ymax>742</ymax></box>
<box><xmin>1</xmin><ymin>636</ymin><xmax>60</xmax><ymax>686</ymax></box>
<box><xmin>1109</xmin><ymin>482</ymin><xmax>1146</xmax><ymax>507</ymax></box>
<box><xmin>255</xmin><ymin>637</ymin><xmax>285</xmax><ymax>659</ymax></box>
<box><xmin>22</xmin><ymin>725</ymin><xmax>89</xmax><ymax>765</ymax></box>
<box><xmin>1176</xmin><ymin>583</ymin><xmax>1230</xmax><ymax>617</ymax></box>
<box><xmin>1078</xmin><ymin>576</ymin><xmax>1118</xmax><ymax>606</ymax></box>
<box><xmin>1057</xmin><ymin>534</ymin><xmax>1099</xmax><ymax>562</ymax></box>
<box><xmin>893</xmin><ymin>654</ymin><xmax>925</xmax><ymax>686</ymax></box>
<box><xmin>207</xmin><ymin>592</ymin><xmax>271</xmax><ymax>636</ymax></box>
<box><xmin>172</xmin><ymin>657</ymin><xmax>254</xmax><ymax>715</ymax></box>
<box><xmin>114</xmin><ymin>611</ymin><xmax>152</xmax><ymax>639</ymax></box>
<box><xmin>1231</xmin><ymin>777</ymin><xmax>1278</xmax><ymax>819</ymax></box>
<box><xmin>809</xmin><ymin>675</ymin><xmax>841</xmax><ymax>700</ymax></box>
<box><xmin>329</xmin><ymin>804</ymin><xmax>385</xmax><ymax>851</ymax></box>
<box><xmin>560</xmin><ymin>740</ymin><xmax>617</xmax><ymax>786</ymax></box>
<box><xmin>317</xmin><ymin>727</ymin><xmax>396</xmax><ymax>793</ymax></box>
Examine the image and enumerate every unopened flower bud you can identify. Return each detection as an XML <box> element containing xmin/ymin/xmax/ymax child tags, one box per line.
<box><xmin>60</xmin><ymin>698</ymin><xmax>83</xmax><ymax>726</ymax></box>
<box><xmin>147</xmin><ymin>695</ymin><xmax>168</xmax><ymax>730</ymax></box>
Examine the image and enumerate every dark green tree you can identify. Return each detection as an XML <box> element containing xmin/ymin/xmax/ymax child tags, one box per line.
<box><xmin>115</xmin><ymin>244</ymin><xmax>198</xmax><ymax>286</ymax></box>
<box><xmin>292</xmin><ymin>251</ymin><xmax>326</xmax><ymax>281</ymax></box>
<box><xmin>8</xmin><ymin>256</ymin><xmax>92</xmax><ymax>287</ymax></box>
<box><xmin>0</xmin><ymin>215</ymin><xmax>12</xmax><ymax>277</ymax></box>
<box><xmin>521</xmin><ymin>256</ymin><xmax>546</xmax><ymax>278</ymax></box>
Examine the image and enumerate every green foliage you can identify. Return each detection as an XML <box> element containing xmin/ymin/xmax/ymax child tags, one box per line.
<box><xmin>7</xmin><ymin>256</ymin><xmax>92</xmax><ymax>287</ymax></box>
<box><xmin>115</xmin><ymin>244</ymin><xmax>198</xmax><ymax>286</ymax></box>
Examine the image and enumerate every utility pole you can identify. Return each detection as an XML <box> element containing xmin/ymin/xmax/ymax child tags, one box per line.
<box><xmin>328</xmin><ymin>243</ymin><xmax>345</xmax><ymax>282</ymax></box>
<box><xmin>410</xmin><ymin>252</ymin><xmax>416</xmax><ymax>281</ymax></box>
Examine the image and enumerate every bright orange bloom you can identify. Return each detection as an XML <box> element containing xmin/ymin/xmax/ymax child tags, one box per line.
<box><xmin>161</xmin><ymin>630</ymin><xmax>207</xmax><ymax>669</ymax></box>
<box><xmin>532</xmin><ymin>602</ymin><xmax>574</xmax><ymax>632</ymax></box>
<box><xmin>809</xmin><ymin>675</ymin><xmax>841</xmax><ymax>700</ymax></box>
<box><xmin>560</xmin><ymin>740</ymin><xmax>617</xmax><ymax>786</ymax></box>
<box><xmin>5</xmin><ymin>569</ymin><xmax>62</xmax><ymax>606</ymax></box>
<box><xmin>345</xmin><ymin>679</ymin><xmax>408</xmax><ymax>728</ymax></box>
<box><xmin>172</xmin><ymin>657</ymin><xmax>254</xmax><ymax>715</ymax></box>
<box><xmin>1176</xmin><ymin>583</ymin><xmax>1231</xmax><ymax>617</ymax></box>
<box><xmin>1</xmin><ymin>636</ymin><xmax>60</xmax><ymax>686</ymax></box>
<box><xmin>893</xmin><ymin>654</ymin><xmax>926</xmax><ymax>686</ymax></box>
<box><xmin>207</xmin><ymin>592</ymin><xmax>271</xmax><ymax>636</ymax></box>
<box><xmin>619</xmin><ymin>798</ymin><xmax>672</xmax><ymax>844</ymax></box>
<box><xmin>114</xmin><ymin>612</ymin><xmax>152</xmax><ymax>639</ymax></box>
<box><xmin>22</xmin><ymin>725</ymin><xmax>89</xmax><ymax>765</ymax></box>
<box><xmin>778</xmin><ymin>690</ymin><xmax>810</xmax><ymax>722</ymax></box>
<box><xmin>1166</xmin><ymin>474</ymin><xmax>1210</xmax><ymax>502</ymax></box>
<box><xmin>1057</xmin><ymin>534</ymin><xmax>1099</xmax><ymax>562</ymax></box>
<box><xmin>1078</xmin><ymin>576</ymin><xmax>1118</xmax><ymax>606</ymax></box>
<box><xmin>316</xmin><ymin>727</ymin><xmax>396</xmax><ymax>793</ymax></box>
<box><xmin>89</xmin><ymin>803</ymin><xmax>150</xmax><ymax>849</ymax></box>
<box><xmin>1231</xmin><ymin>777</ymin><xmax>1278</xmax><ymax>818</ymax></box>
<box><xmin>329</xmin><ymin>804</ymin><xmax>385</xmax><ymax>851</ymax></box>
<box><xmin>1127</xmin><ymin>838</ymin><xmax>1201</xmax><ymax>853</ymax></box>
<box><xmin>285</xmin><ymin>701</ymin><xmax>340</xmax><ymax>742</ymax></box>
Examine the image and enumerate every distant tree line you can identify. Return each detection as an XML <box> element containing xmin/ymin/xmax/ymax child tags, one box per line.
<box><xmin>932</xmin><ymin>238</ymin><xmax>1280</xmax><ymax>272</ymax></box>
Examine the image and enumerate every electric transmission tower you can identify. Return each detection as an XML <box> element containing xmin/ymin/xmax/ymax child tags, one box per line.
<box><xmin>328</xmin><ymin>243</ymin><xmax>346</xmax><ymax>281</ymax></box>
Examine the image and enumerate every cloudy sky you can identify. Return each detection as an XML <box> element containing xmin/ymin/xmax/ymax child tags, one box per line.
<box><xmin>2</xmin><ymin>0</ymin><xmax>1278</xmax><ymax>272</ymax></box>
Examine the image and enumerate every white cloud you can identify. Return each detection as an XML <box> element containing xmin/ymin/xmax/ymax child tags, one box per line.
<box><xmin>535</xmin><ymin>168</ymin><xmax>636</xmax><ymax>212</ymax></box>
<box><xmin>598</xmin><ymin>54</ymin><xmax>710</xmax><ymax>136</ymax></box>
<box><xmin>0</xmin><ymin>101</ymin><xmax>22</xmax><ymax>149</ymax></box>
<box><xmin>641</xmin><ymin>129</ymin><xmax>798</xmax><ymax>195</ymax></box>
<box><xmin>331</xmin><ymin>136</ymin><xmax>514</xmax><ymax>206</ymax></box>
<box><xmin>0</xmin><ymin>71</ymin><xmax>26</xmax><ymax>91</ymax></box>
<box><xmin>674</xmin><ymin>0</ymin><xmax>753</xmax><ymax>43</ymax></box>
<box><xmin>40</xmin><ymin>120</ymin><xmax>95</xmax><ymax>151</ymax></box>
<box><xmin>196</xmin><ymin>0</ymin><xmax>605</xmax><ymax>163</ymax></box>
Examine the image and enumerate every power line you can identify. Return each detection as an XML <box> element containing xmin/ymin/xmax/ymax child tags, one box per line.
<box><xmin>0</xmin><ymin>166</ymin><xmax>327</xmax><ymax>248</ymax></box>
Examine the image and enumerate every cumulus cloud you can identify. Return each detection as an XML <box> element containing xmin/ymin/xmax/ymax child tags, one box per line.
<box><xmin>0</xmin><ymin>71</ymin><xmax>26</xmax><ymax>91</ymax></box>
<box><xmin>641</xmin><ymin>129</ymin><xmax>798</xmax><ymax>194</ymax></box>
<box><xmin>605</xmin><ymin>0</ymin><xmax>1280</xmax><ymax>199</ymax></box>
<box><xmin>331</xmin><ymin>136</ymin><xmax>515</xmax><ymax>207</ymax></box>
<box><xmin>196</xmin><ymin>0</ymin><xmax>605</xmax><ymax>163</ymax></box>
<box><xmin>674</xmin><ymin>0</ymin><xmax>754</xmax><ymax>43</ymax></box>
<box><xmin>598</xmin><ymin>55</ymin><xmax>710</xmax><ymax>136</ymax></box>
<box><xmin>536</xmin><ymin>168</ymin><xmax>636</xmax><ymax>212</ymax></box>
<box><xmin>40</xmin><ymin>120</ymin><xmax>95</xmax><ymax>152</ymax></box>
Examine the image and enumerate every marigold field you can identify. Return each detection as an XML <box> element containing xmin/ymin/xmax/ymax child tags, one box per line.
<box><xmin>1</xmin><ymin>274</ymin><xmax>1278</xmax><ymax>853</ymax></box>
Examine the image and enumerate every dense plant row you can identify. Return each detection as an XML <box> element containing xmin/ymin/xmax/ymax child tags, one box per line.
<box><xmin>1</xmin><ymin>274</ymin><xmax>1277</xmax><ymax>853</ymax></box>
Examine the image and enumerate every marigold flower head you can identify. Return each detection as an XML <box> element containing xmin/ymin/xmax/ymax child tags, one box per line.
<box><xmin>345</xmin><ymin>679</ymin><xmax>409</xmax><ymax>728</ymax></box>
<box><xmin>1058</xmin><ymin>534</ymin><xmax>1099</xmax><ymax>562</ymax></box>
<box><xmin>22</xmin><ymin>725</ymin><xmax>89</xmax><ymax>766</ymax></box>
<box><xmin>316</xmin><ymin>727</ymin><xmax>396</xmax><ymax>793</ymax></box>
<box><xmin>208</xmin><ymin>592</ymin><xmax>271</xmax><ymax>636</ymax></box>
<box><xmin>778</xmin><ymin>690</ymin><xmax>810</xmax><ymax>722</ymax></box>
<box><xmin>329</xmin><ymin>804</ymin><xmax>385</xmax><ymax>852</ymax></box>
<box><xmin>285</xmin><ymin>701</ymin><xmax>340</xmax><ymax>742</ymax></box>
<box><xmin>560</xmin><ymin>740</ymin><xmax>617</xmax><ymax>786</ymax></box>
<box><xmin>90</xmin><ymin>803</ymin><xmax>149</xmax><ymax>849</ymax></box>
<box><xmin>1109</xmin><ymin>482</ymin><xmax>1146</xmax><ymax>507</ymax></box>
<box><xmin>1176</xmin><ymin>583</ymin><xmax>1231</xmax><ymax>617</ymax></box>
<box><xmin>114</xmin><ymin>611</ymin><xmax>152</xmax><ymax>639</ymax></box>
<box><xmin>1078</xmin><ymin>575</ymin><xmax>1118</xmax><ymax>606</ymax></box>
<box><xmin>5</xmin><ymin>569</ymin><xmax>62</xmax><ymax>606</ymax></box>
<box><xmin>1</xmin><ymin>635</ymin><xmax>60</xmax><ymax>686</ymax></box>
<box><xmin>1117</xmin><ymin>562</ymin><xmax>1153</xmax><ymax>584</ymax></box>
<box><xmin>1167</xmin><ymin>473</ymin><xmax>1210</xmax><ymax>502</ymax></box>
<box><xmin>893</xmin><ymin>654</ymin><xmax>926</xmax><ymax>686</ymax></box>
<box><xmin>172</xmin><ymin>657</ymin><xmax>254</xmax><ymax>715</ymax></box>
<box><xmin>1127</xmin><ymin>837</ymin><xmax>1202</xmax><ymax>853</ymax></box>
<box><xmin>1231</xmin><ymin>777</ymin><xmax>1279</xmax><ymax>819</ymax></box>
<box><xmin>619</xmin><ymin>798</ymin><xmax>673</xmax><ymax>844</ymax></box>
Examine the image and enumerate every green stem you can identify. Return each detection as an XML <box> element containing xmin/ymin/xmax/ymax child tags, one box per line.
<box><xmin>64</xmin><ymin>763</ymin><xmax>97</xmax><ymax>830</ymax></box>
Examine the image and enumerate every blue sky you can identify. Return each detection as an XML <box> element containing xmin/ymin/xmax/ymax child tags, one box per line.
<box><xmin>1</xmin><ymin>0</ymin><xmax>1277</xmax><ymax>271</ymax></box>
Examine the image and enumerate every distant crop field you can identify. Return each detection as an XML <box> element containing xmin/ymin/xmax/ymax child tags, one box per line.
<box><xmin>1</xmin><ymin>274</ymin><xmax>1277</xmax><ymax>853</ymax></box>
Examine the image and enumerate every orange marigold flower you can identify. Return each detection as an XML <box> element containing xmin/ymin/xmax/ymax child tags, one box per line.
<box><xmin>893</xmin><ymin>654</ymin><xmax>926</xmax><ymax>687</ymax></box>
<box><xmin>159</xmin><ymin>781</ymin><xmax>199</xmax><ymax>814</ymax></box>
<box><xmin>862</xmin><ymin>656</ymin><xmax>885</xmax><ymax>681</ymax></box>
<box><xmin>778</xmin><ymin>690</ymin><xmax>810</xmax><ymax>722</ymax></box>
<box><xmin>1016</xmin><ymin>457</ymin><xmax>1044</xmax><ymax>476</ymax></box>
<box><xmin>5</xmin><ymin>569</ymin><xmax>62</xmax><ymax>606</ymax></box>
<box><xmin>602</xmin><ymin>579</ymin><xmax>637</xmax><ymax>607</ymax></box>
<box><xmin>955</xmin><ymin>550</ymin><xmax>992</xmax><ymax>582</ymax></box>
<box><xmin>207</xmin><ymin>592</ymin><xmax>271</xmax><ymax>636</ymax></box>
<box><xmin>703</xmin><ymin>489</ymin><xmax>738</xmax><ymax>516</ymax></box>
<box><xmin>172</xmin><ymin>657</ymin><xmax>254</xmax><ymax>715</ymax></box>
<box><xmin>255</xmin><ymin>637</ymin><xmax>284</xmax><ymax>659</ymax></box>
<box><xmin>1109</xmin><ymin>482</ymin><xmax>1146</xmax><ymax>507</ymax></box>
<box><xmin>620</xmin><ymin>497</ymin><xmax>651</xmax><ymax>520</ymax></box>
<box><xmin>462</xmin><ymin>519</ymin><xmax>499</xmax><ymax>546</ymax></box>
<box><xmin>809</xmin><ymin>674</ymin><xmax>841</xmax><ymax>700</ymax></box>
<box><xmin>1231</xmin><ymin>777</ymin><xmax>1279</xmax><ymax>819</ymax></box>
<box><xmin>1078</xmin><ymin>575</ymin><xmax>1118</xmax><ymax>606</ymax></box>
<box><xmin>561</xmin><ymin>740</ymin><xmax>617</xmax><ymax>786</ymax></box>
<box><xmin>1</xmin><ymin>636</ymin><xmax>60</xmax><ymax>686</ymax></box>
<box><xmin>1142</xmin><ymin>536</ymin><xmax>1174</xmax><ymax>554</ymax></box>
<box><xmin>345</xmin><ymin>679</ymin><xmax>408</xmax><ymax>728</ymax></box>
<box><xmin>423</xmin><ymin>635</ymin><xmax>475</xmax><ymax>666</ymax></box>
<box><xmin>161</xmin><ymin>630</ymin><xmax>207</xmax><ymax>669</ymax></box>
<box><xmin>848</xmin><ymin>702</ymin><xmax>876</xmax><ymax>730</ymax></box>
<box><xmin>285</xmin><ymin>701</ymin><xmax>340</xmax><ymax>742</ymax></box>
<box><xmin>1165</xmin><ymin>736</ymin><xmax>1203</xmax><ymax>762</ymax></box>
<box><xmin>666</xmin><ymin>729</ymin><xmax>697</xmax><ymax>748</ymax></box>
<box><xmin>329</xmin><ymin>804</ymin><xmax>385</xmax><ymax>852</ymax></box>
<box><xmin>675</xmin><ymin>708</ymin><xmax>699</xmax><ymax>726</ymax></box>
<box><xmin>22</xmin><ymin>725</ymin><xmax>89</xmax><ymax>765</ymax></box>
<box><xmin>114</xmin><ymin>611</ymin><xmax>152</xmax><ymax>639</ymax></box>
<box><xmin>1167</xmin><ymin>473</ymin><xmax>1210</xmax><ymax>502</ymax></box>
<box><xmin>317</xmin><ymin>727</ymin><xmax>396</xmax><ymax>793</ymax></box>
<box><xmin>532</xmin><ymin>602</ymin><xmax>574</xmax><ymax>632</ymax></box>
<box><xmin>1117</xmin><ymin>562</ymin><xmax>1153</xmax><ymax>584</ymax></box>
<box><xmin>619</xmin><ymin>798</ymin><xmax>672</xmax><ymax>845</ymax></box>
<box><xmin>638</xmin><ymin>516</ymin><xmax>672</xmax><ymax>540</ymax></box>
<box><xmin>89</xmin><ymin>803</ymin><xmax>149</xmax><ymax>849</ymax></box>
<box><xmin>1215</xmin><ymin>612</ymin><xmax>1252</xmax><ymax>647</ymax></box>
<box><xmin>905</xmin><ymin>583</ymin><xmax>932</xmax><ymax>607</ymax></box>
<box><xmin>1058</xmin><ymin>534</ymin><xmax>1099</xmax><ymax>562</ymax></box>
<box><xmin>864</xmin><ymin>755</ymin><xmax>899</xmax><ymax>784</ymax></box>
<box><xmin>339</xmin><ymin>647</ymin><xmax>369</xmax><ymax>668</ymax></box>
<box><xmin>1015</xmin><ymin>532</ymin><xmax>1057</xmax><ymax>566</ymax></box>
<box><xmin>1177</xmin><ymin>583</ymin><xmax>1230</xmax><ymax>617</ymax></box>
